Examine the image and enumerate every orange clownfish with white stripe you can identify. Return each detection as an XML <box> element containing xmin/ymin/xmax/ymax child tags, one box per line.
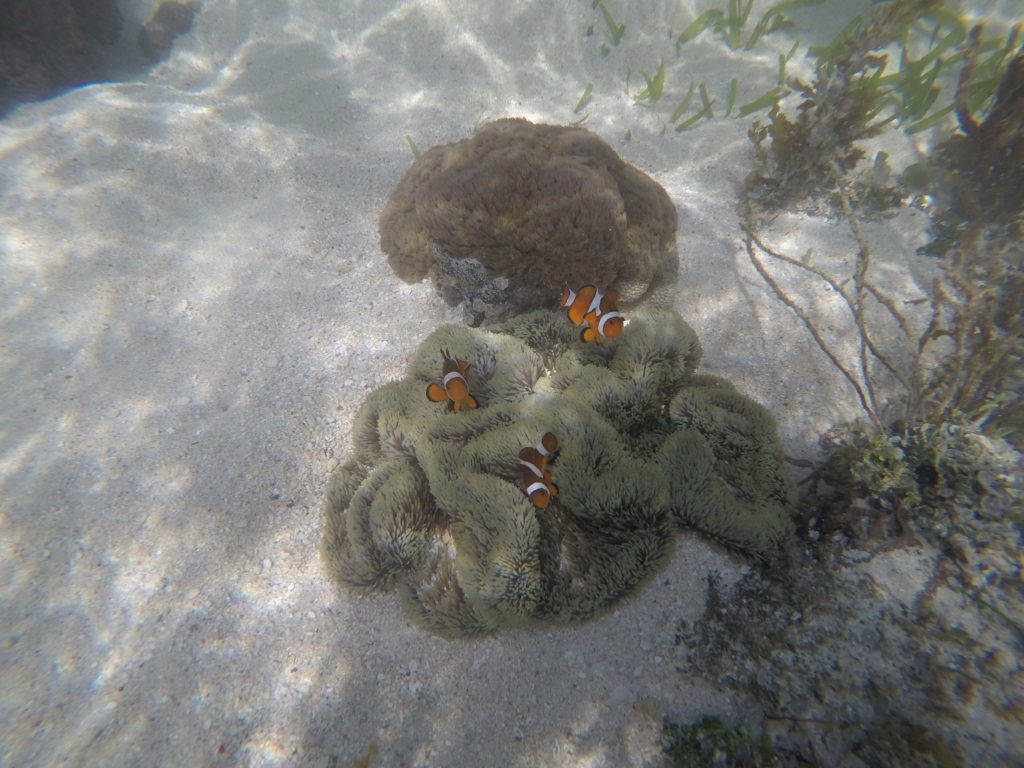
<box><xmin>559</xmin><ymin>285</ymin><xmax>624</xmax><ymax>342</ymax></box>
<box><xmin>581</xmin><ymin>305</ymin><xmax>624</xmax><ymax>343</ymax></box>
<box><xmin>425</xmin><ymin>349</ymin><xmax>478</xmax><ymax>412</ymax></box>
<box><xmin>518</xmin><ymin>432</ymin><xmax>559</xmax><ymax>508</ymax></box>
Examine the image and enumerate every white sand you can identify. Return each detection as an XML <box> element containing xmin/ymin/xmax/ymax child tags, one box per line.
<box><xmin>2</xmin><ymin>1</ymin><xmax>1018</xmax><ymax>766</ymax></box>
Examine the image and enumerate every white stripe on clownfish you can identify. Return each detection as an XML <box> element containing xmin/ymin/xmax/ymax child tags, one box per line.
<box><xmin>425</xmin><ymin>348</ymin><xmax>478</xmax><ymax>411</ymax></box>
<box><xmin>524</xmin><ymin>481</ymin><xmax>549</xmax><ymax>497</ymax></box>
<box><xmin>585</xmin><ymin>289</ymin><xmax>606</xmax><ymax>317</ymax></box>
<box><xmin>443</xmin><ymin>371</ymin><xmax>466</xmax><ymax>388</ymax></box>
<box><xmin>596</xmin><ymin>310</ymin><xmax>623</xmax><ymax>335</ymax></box>
<box><xmin>518</xmin><ymin>457</ymin><xmax>543</xmax><ymax>478</ymax></box>
<box><xmin>517</xmin><ymin>432</ymin><xmax>559</xmax><ymax>508</ymax></box>
<box><xmin>581</xmin><ymin>306</ymin><xmax>624</xmax><ymax>343</ymax></box>
<box><xmin>534</xmin><ymin>432</ymin><xmax>558</xmax><ymax>458</ymax></box>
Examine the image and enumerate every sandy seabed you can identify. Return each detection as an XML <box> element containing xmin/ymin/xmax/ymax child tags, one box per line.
<box><xmin>2</xmin><ymin>1</ymin><xmax>1021</xmax><ymax>766</ymax></box>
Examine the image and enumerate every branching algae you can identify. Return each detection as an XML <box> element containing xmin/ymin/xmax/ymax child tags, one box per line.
<box><xmin>740</xmin><ymin>1</ymin><xmax>1023</xmax><ymax>442</ymax></box>
<box><xmin>322</xmin><ymin>309</ymin><xmax>795</xmax><ymax>638</ymax></box>
<box><xmin>711</xmin><ymin>8</ymin><xmax>1024</xmax><ymax>757</ymax></box>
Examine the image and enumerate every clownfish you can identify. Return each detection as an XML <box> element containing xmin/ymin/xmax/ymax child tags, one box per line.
<box><xmin>425</xmin><ymin>349</ymin><xmax>478</xmax><ymax>412</ymax></box>
<box><xmin>560</xmin><ymin>285</ymin><xmax>602</xmax><ymax>325</ymax></box>
<box><xmin>559</xmin><ymin>284</ymin><xmax>624</xmax><ymax>342</ymax></box>
<box><xmin>581</xmin><ymin>306</ymin><xmax>624</xmax><ymax>342</ymax></box>
<box><xmin>518</xmin><ymin>432</ymin><xmax>559</xmax><ymax>508</ymax></box>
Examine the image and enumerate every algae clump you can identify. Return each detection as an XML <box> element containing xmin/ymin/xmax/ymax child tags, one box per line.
<box><xmin>322</xmin><ymin>308</ymin><xmax>794</xmax><ymax>638</ymax></box>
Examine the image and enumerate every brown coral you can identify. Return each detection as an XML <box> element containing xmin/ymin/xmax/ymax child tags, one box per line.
<box><xmin>138</xmin><ymin>1</ymin><xmax>201</xmax><ymax>64</ymax></box>
<box><xmin>0</xmin><ymin>0</ymin><xmax>123</xmax><ymax>116</ymax></box>
<box><xmin>379</xmin><ymin>118</ymin><xmax>679</xmax><ymax>324</ymax></box>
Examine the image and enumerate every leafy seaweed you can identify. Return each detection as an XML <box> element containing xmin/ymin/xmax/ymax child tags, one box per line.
<box><xmin>674</xmin><ymin>83</ymin><xmax>715</xmax><ymax>130</ymax></box>
<box><xmin>676</xmin><ymin>9</ymin><xmax>725</xmax><ymax>47</ymax></box>
<box><xmin>724</xmin><ymin>76</ymin><xmax>738</xmax><ymax>116</ymax></box>
<box><xmin>405</xmin><ymin>135</ymin><xmax>421</xmax><ymax>159</ymax></box>
<box><xmin>740</xmin><ymin>2</ymin><xmax>1023</xmax><ymax>442</ymax></box>
<box><xmin>745</xmin><ymin>0</ymin><xmax>943</xmax><ymax>210</ymax></box>
<box><xmin>675</xmin><ymin>0</ymin><xmax>821</xmax><ymax>51</ymax></box>
<box><xmin>634</xmin><ymin>60</ymin><xmax>665</xmax><ymax>103</ymax></box>
<box><xmin>663</xmin><ymin>715</ymin><xmax>777</xmax><ymax>768</ymax></box>
<box><xmin>736</xmin><ymin>85</ymin><xmax>785</xmax><ymax>117</ymax></box>
<box><xmin>744</xmin><ymin>0</ymin><xmax>823</xmax><ymax>50</ymax></box>
<box><xmin>723</xmin><ymin>0</ymin><xmax>755</xmax><ymax>49</ymax></box>
<box><xmin>574</xmin><ymin>82</ymin><xmax>593</xmax><ymax>113</ymax></box>
<box><xmin>594</xmin><ymin>0</ymin><xmax>625</xmax><ymax>46</ymax></box>
<box><xmin>669</xmin><ymin>81</ymin><xmax>696</xmax><ymax>123</ymax></box>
